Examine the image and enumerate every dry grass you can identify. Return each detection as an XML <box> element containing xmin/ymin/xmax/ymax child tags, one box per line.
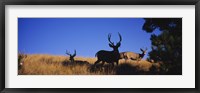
<box><xmin>18</xmin><ymin>54</ymin><xmax>161</xmax><ymax>75</ymax></box>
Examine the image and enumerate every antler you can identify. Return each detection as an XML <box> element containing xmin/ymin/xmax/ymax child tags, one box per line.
<box><xmin>108</xmin><ymin>33</ymin><xmax>114</xmax><ymax>46</ymax></box>
<box><xmin>72</xmin><ymin>50</ymin><xmax>76</xmax><ymax>57</ymax></box>
<box><xmin>116</xmin><ymin>32</ymin><xmax>122</xmax><ymax>47</ymax></box>
<box><xmin>118</xmin><ymin>32</ymin><xmax>122</xmax><ymax>43</ymax></box>
<box><xmin>66</xmin><ymin>50</ymin><xmax>71</xmax><ymax>56</ymax></box>
<box><xmin>140</xmin><ymin>47</ymin><xmax>148</xmax><ymax>52</ymax></box>
<box><xmin>140</xmin><ymin>48</ymin><xmax>143</xmax><ymax>52</ymax></box>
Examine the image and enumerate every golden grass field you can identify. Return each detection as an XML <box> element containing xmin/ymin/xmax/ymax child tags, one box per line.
<box><xmin>18</xmin><ymin>54</ymin><xmax>162</xmax><ymax>75</ymax></box>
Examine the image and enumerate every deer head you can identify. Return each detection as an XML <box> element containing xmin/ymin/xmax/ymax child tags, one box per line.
<box><xmin>108</xmin><ymin>32</ymin><xmax>122</xmax><ymax>52</ymax></box>
<box><xmin>140</xmin><ymin>48</ymin><xmax>148</xmax><ymax>55</ymax></box>
<box><xmin>66</xmin><ymin>50</ymin><xmax>76</xmax><ymax>62</ymax></box>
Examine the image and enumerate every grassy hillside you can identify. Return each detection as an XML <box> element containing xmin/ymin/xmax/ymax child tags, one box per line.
<box><xmin>18</xmin><ymin>54</ymin><xmax>162</xmax><ymax>75</ymax></box>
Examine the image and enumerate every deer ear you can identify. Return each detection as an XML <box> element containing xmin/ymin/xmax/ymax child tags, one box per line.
<box><xmin>72</xmin><ymin>54</ymin><xmax>76</xmax><ymax>57</ymax></box>
<box><xmin>73</xmin><ymin>50</ymin><xmax>76</xmax><ymax>57</ymax></box>
<box><xmin>109</xmin><ymin>43</ymin><xmax>113</xmax><ymax>47</ymax></box>
<box><xmin>116</xmin><ymin>42</ymin><xmax>121</xmax><ymax>47</ymax></box>
<box><xmin>70</xmin><ymin>54</ymin><xmax>72</xmax><ymax>57</ymax></box>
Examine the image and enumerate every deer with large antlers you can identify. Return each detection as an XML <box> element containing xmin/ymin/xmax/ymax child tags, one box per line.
<box><xmin>94</xmin><ymin>33</ymin><xmax>122</xmax><ymax>67</ymax></box>
<box><xmin>66</xmin><ymin>50</ymin><xmax>76</xmax><ymax>62</ymax></box>
<box><xmin>120</xmin><ymin>48</ymin><xmax>148</xmax><ymax>61</ymax></box>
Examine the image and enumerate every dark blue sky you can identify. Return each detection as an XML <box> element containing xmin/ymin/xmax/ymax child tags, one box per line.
<box><xmin>18</xmin><ymin>18</ymin><xmax>160</xmax><ymax>58</ymax></box>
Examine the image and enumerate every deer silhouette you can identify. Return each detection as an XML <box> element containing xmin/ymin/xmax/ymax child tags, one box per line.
<box><xmin>64</xmin><ymin>50</ymin><xmax>90</xmax><ymax>66</ymax></box>
<box><xmin>120</xmin><ymin>48</ymin><xmax>147</xmax><ymax>61</ymax></box>
<box><xmin>66</xmin><ymin>50</ymin><xmax>76</xmax><ymax>62</ymax></box>
<box><xmin>94</xmin><ymin>33</ymin><xmax>122</xmax><ymax>67</ymax></box>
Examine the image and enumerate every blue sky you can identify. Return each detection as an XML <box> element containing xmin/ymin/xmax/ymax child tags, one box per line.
<box><xmin>18</xmin><ymin>18</ymin><xmax>160</xmax><ymax>59</ymax></box>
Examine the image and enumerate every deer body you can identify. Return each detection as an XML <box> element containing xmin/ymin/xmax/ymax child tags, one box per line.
<box><xmin>120</xmin><ymin>48</ymin><xmax>147</xmax><ymax>61</ymax></box>
<box><xmin>94</xmin><ymin>33</ymin><xmax>122</xmax><ymax>67</ymax></box>
<box><xmin>95</xmin><ymin>50</ymin><xmax>120</xmax><ymax>64</ymax></box>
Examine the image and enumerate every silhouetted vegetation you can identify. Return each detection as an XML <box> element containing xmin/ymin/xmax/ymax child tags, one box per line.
<box><xmin>116</xmin><ymin>63</ymin><xmax>141</xmax><ymax>75</ymax></box>
<box><xmin>143</xmin><ymin>18</ymin><xmax>182</xmax><ymax>75</ymax></box>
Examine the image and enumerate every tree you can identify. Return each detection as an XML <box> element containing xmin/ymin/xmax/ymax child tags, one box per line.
<box><xmin>142</xmin><ymin>18</ymin><xmax>182</xmax><ymax>75</ymax></box>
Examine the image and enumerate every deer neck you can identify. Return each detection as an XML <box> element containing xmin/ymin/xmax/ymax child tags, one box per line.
<box><xmin>113</xmin><ymin>49</ymin><xmax>119</xmax><ymax>53</ymax></box>
<box><xmin>139</xmin><ymin>53</ymin><xmax>145</xmax><ymax>58</ymax></box>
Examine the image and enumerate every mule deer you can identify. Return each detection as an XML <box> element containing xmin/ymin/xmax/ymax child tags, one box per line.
<box><xmin>120</xmin><ymin>48</ymin><xmax>147</xmax><ymax>61</ymax></box>
<box><xmin>94</xmin><ymin>33</ymin><xmax>122</xmax><ymax>67</ymax></box>
<box><xmin>64</xmin><ymin>50</ymin><xmax>90</xmax><ymax>66</ymax></box>
<box><xmin>66</xmin><ymin>50</ymin><xmax>76</xmax><ymax>62</ymax></box>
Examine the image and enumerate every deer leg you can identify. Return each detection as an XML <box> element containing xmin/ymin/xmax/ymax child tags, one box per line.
<box><xmin>116</xmin><ymin>61</ymin><xmax>119</xmax><ymax>66</ymax></box>
<box><xmin>125</xmin><ymin>56</ymin><xmax>128</xmax><ymax>60</ymax></box>
<box><xmin>124</xmin><ymin>58</ymin><xmax>127</xmax><ymax>62</ymax></box>
<box><xmin>101</xmin><ymin>61</ymin><xmax>105</xmax><ymax>67</ymax></box>
<box><xmin>111</xmin><ymin>63</ymin><xmax>114</xmax><ymax>68</ymax></box>
<box><xmin>124</xmin><ymin>56</ymin><xmax>128</xmax><ymax>62</ymax></box>
<box><xmin>94</xmin><ymin>60</ymin><xmax>100</xmax><ymax>66</ymax></box>
<box><xmin>98</xmin><ymin>61</ymin><xmax>105</xmax><ymax>72</ymax></box>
